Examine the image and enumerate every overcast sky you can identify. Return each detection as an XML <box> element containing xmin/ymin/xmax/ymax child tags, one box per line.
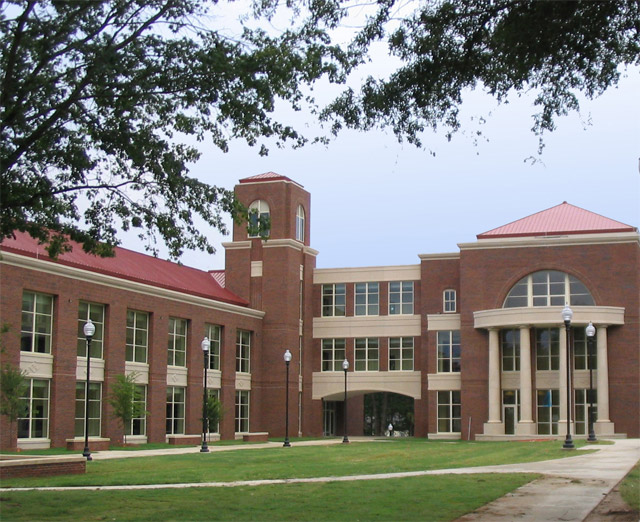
<box><xmin>117</xmin><ymin>34</ymin><xmax>639</xmax><ymax>273</ymax></box>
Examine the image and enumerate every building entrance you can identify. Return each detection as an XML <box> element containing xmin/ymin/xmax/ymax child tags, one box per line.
<box><xmin>363</xmin><ymin>392</ymin><xmax>414</xmax><ymax>436</ymax></box>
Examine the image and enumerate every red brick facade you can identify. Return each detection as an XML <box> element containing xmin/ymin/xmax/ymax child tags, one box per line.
<box><xmin>1</xmin><ymin>175</ymin><xmax>638</xmax><ymax>451</ymax></box>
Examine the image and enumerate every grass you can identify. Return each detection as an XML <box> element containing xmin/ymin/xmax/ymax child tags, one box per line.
<box><xmin>620</xmin><ymin>461</ymin><xmax>640</xmax><ymax>512</ymax></box>
<box><xmin>1</xmin><ymin>438</ymin><xmax>587</xmax><ymax>488</ymax></box>
<box><xmin>0</xmin><ymin>473</ymin><xmax>539</xmax><ymax>521</ymax></box>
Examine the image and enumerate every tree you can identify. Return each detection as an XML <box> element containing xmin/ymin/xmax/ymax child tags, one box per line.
<box><xmin>203</xmin><ymin>393</ymin><xmax>224</xmax><ymax>435</ymax></box>
<box><xmin>0</xmin><ymin>363</ymin><xmax>28</xmax><ymax>442</ymax></box>
<box><xmin>0</xmin><ymin>0</ymin><xmax>350</xmax><ymax>258</ymax></box>
<box><xmin>324</xmin><ymin>0</ymin><xmax>640</xmax><ymax>151</ymax></box>
<box><xmin>106</xmin><ymin>373</ymin><xmax>147</xmax><ymax>445</ymax></box>
<box><xmin>2</xmin><ymin>1</ymin><xmax>637</xmax><ymax>259</ymax></box>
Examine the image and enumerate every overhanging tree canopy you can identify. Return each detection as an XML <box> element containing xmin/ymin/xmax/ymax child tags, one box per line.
<box><xmin>2</xmin><ymin>0</ymin><xmax>637</xmax><ymax>259</ymax></box>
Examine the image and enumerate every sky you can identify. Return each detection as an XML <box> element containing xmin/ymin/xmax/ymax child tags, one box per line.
<box><xmin>117</xmin><ymin>7</ymin><xmax>640</xmax><ymax>272</ymax></box>
<box><xmin>134</xmin><ymin>67</ymin><xmax>639</xmax><ymax>272</ymax></box>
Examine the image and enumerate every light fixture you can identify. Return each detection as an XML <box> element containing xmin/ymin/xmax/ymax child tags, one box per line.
<box><xmin>82</xmin><ymin>320</ymin><xmax>95</xmax><ymax>461</ymax></box>
<box><xmin>283</xmin><ymin>350</ymin><xmax>292</xmax><ymax>447</ymax></box>
<box><xmin>585</xmin><ymin>322</ymin><xmax>597</xmax><ymax>442</ymax></box>
<box><xmin>201</xmin><ymin>337</ymin><xmax>210</xmax><ymax>453</ymax></box>
<box><xmin>342</xmin><ymin>358</ymin><xmax>349</xmax><ymax>444</ymax></box>
<box><xmin>562</xmin><ymin>306</ymin><xmax>575</xmax><ymax>450</ymax></box>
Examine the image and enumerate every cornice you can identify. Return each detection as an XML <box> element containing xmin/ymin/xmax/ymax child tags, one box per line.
<box><xmin>458</xmin><ymin>231</ymin><xmax>640</xmax><ymax>251</ymax></box>
<box><xmin>1</xmin><ymin>251</ymin><xmax>265</xmax><ymax>319</ymax></box>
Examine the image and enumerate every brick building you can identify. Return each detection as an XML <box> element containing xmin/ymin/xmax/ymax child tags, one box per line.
<box><xmin>1</xmin><ymin>172</ymin><xmax>638</xmax><ymax>450</ymax></box>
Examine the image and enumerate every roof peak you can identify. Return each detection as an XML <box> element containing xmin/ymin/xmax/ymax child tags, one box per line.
<box><xmin>478</xmin><ymin>202</ymin><xmax>636</xmax><ymax>239</ymax></box>
<box><xmin>238</xmin><ymin>171</ymin><xmax>303</xmax><ymax>188</ymax></box>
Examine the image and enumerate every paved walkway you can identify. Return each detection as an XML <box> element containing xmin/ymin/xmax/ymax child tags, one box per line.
<box><xmin>4</xmin><ymin>438</ymin><xmax>639</xmax><ymax>521</ymax></box>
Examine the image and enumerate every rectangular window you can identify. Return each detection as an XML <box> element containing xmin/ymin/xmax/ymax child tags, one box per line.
<box><xmin>443</xmin><ymin>289</ymin><xmax>457</xmax><ymax>313</ymax></box>
<box><xmin>437</xmin><ymin>390</ymin><xmax>461</xmax><ymax>433</ymax></box>
<box><xmin>389</xmin><ymin>281</ymin><xmax>414</xmax><ymax>315</ymax></box>
<box><xmin>322</xmin><ymin>284</ymin><xmax>346</xmax><ymax>317</ymax></box>
<box><xmin>535</xmin><ymin>328</ymin><xmax>560</xmax><ymax>371</ymax></box>
<box><xmin>574</xmin><ymin>389</ymin><xmax>597</xmax><ymax>435</ymax></box>
<box><xmin>126</xmin><ymin>385</ymin><xmax>147</xmax><ymax>437</ymax></box>
<box><xmin>126</xmin><ymin>310</ymin><xmax>149</xmax><ymax>363</ymax></box>
<box><xmin>166</xmin><ymin>386</ymin><xmax>185</xmax><ymax>435</ymax></box>
<box><xmin>501</xmin><ymin>329</ymin><xmax>520</xmax><ymax>372</ymax></box>
<box><xmin>168</xmin><ymin>317</ymin><xmax>188</xmax><ymax>367</ymax></box>
<box><xmin>21</xmin><ymin>291</ymin><xmax>54</xmax><ymax>353</ymax></box>
<box><xmin>236</xmin><ymin>330</ymin><xmax>251</xmax><ymax>373</ymax></box>
<box><xmin>355</xmin><ymin>338</ymin><xmax>379</xmax><ymax>371</ymax></box>
<box><xmin>207</xmin><ymin>389</ymin><xmax>220</xmax><ymax>433</ymax></box>
<box><xmin>537</xmin><ymin>389</ymin><xmax>559</xmax><ymax>435</ymax></box>
<box><xmin>321</xmin><ymin>338</ymin><xmax>346</xmax><ymax>371</ymax></box>
<box><xmin>532</xmin><ymin>270</ymin><xmax>565</xmax><ymax>307</ymax></box>
<box><xmin>389</xmin><ymin>337</ymin><xmax>414</xmax><ymax>371</ymax></box>
<box><xmin>235</xmin><ymin>390</ymin><xmax>250</xmax><ymax>433</ymax></box>
<box><xmin>573</xmin><ymin>328</ymin><xmax>596</xmax><ymax>371</ymax></box>
<box><xmin>355</xmin><ymin>282</ymin><xmax>379</xmax><ymax>316</ymax></box>
<box><xmin>205</xmin><ymin>324</ymin><xmax>222</xmax><ymax>370</ymax></box>
<box><xmin>77</xmin><ymin>302</ymin><xmax>105</xmax><ymax>358</ymax></box>
<box><xmin>75</xmin><ymin>382</ymin><xmax>102</xmax><ymax>437</ymax></box>
<box><xmin>437</xmin><ymin>330</ymin><xmax>461</xmax><ymax>373</ymax></box>
<box><xmin>18</xmin><ymin>379</ymin><xmax>50</xmax><ymax>439</ymax></box>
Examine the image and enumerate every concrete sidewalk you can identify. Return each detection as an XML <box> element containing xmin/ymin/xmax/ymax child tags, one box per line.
<box><xmin>4</xmin><ymin>438</ymin><xmax>639</xmax><ymax>522</ymax></box>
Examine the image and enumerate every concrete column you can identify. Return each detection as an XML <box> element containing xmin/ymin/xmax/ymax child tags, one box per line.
<box><xmin>483</xmin><ymin>328</ymin><xmax>504</xmax><ymax>435</ymax></box>
<box><xmin>595</xmin><ymin>326</ymin><xmax>615</xmax><ymax>435</ymax></box>
<box><xmin>516</xmin><ymin>326</ymin><xmax>535</xmax><ymax>435</ymax></box>
<box><xmin>558</xmin><ymin>325</ymin><xmax>568</xmax><ymax>434</ymax></box>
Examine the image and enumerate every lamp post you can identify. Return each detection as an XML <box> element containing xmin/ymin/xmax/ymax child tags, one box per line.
<box><xmin>201</xmin><ymin>337</ymin><xmax>210</xmax><ymax>453</ymax></box>
<box><xmin>283</xmin><ymin>349</ymin><xmax>292</xmax><ymax>447</ymax></box>
<box><xmin>562</xmin><ymin>305</ymin><xmax>575</xmax><ymax>450</ymax></box>
<box><xmin>342</xmin><ymin>358</ymin><xmax>350</xmax><ymax>443</ymax></box>
<box><xmin>586</xmin><ymin>322</ymin><xmax>597</xmax><ymax>442</ymax></box>
<box><xmin>82</xmin><ymin>320</ymin><xmax>95</xmax><ymax>460</ymax></box>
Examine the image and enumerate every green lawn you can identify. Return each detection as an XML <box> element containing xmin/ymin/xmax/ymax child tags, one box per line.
<box><xmin>2</xmin><ymin>439</ymin><xmax>585</xmax><ymax>488</ymax></box>
<box><xmin>620</xmin><ymin>461</ymin><xmax>640</xmax><ymax>512</ymax></box>
<box><xmin>0</xmin><ymin>473</ymin><xmax>539</xmax><ymax>521</ymax></box>
<box><xmin>0</xmin><ymin>439</ymin><xmax>591</xmax><ymax>521</ymax></box>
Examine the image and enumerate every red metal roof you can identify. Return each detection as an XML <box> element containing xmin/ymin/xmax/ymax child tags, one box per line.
<box><xmin>1</xmin><ymin>232</ymin><xmax>248</xmax><ymax>306</ymax></box>
<box><xmin>478</xmin><ymin>202</ymin><xmax>637</xmax><ymax>239</ymax></box>
<box><xmin>239</xmin><ymin>172</ymin><xmax>297</xmax><ymax>184</ymax></box>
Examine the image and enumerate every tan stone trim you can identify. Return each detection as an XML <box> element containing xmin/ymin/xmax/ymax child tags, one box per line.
<box><xmin>76</xmin><ymin>357</ymin><xmax>105</xmax><ymax>382</ymax></box>
<box><xmin>459</xmin><ymin>231</ymin><xmax>639</xmax><ymax>251</ymax></box>
<box><xmin>221</xmin><ymin>241</ymin><xmax>251</xmax><ymax>250</ymax></box>
<box><xmin>20</xmin><ymin>352</ymin><xmax>53</xmax><ymax>379</ymax></box>
<box><xmin>1</xmin><ymin>252</ymin><xmax>264</xmax><ymax>319</ymax></box>
<box><xmin>313</xmin><ymin>265</ymin><xmax>420</xmax><ymax>284</ymax></box>
<box><xmin>474</xmin><ymin>306</ymin><xmax>624</xmax><ymax>329</ymax></box>
<box><xmin>418</xmin><ymin>252</ymin><xmax>460</xmax><ymax>261</ymax></box>
<box><xmin>166</xmin><ymin>366</ymin><xmax>188</xmax><ymax>387</ymax></box>
<box><xmin>313</xmin><ymin>315</ymin><xmax>421</xmax><ymax>338</ymax></box>
<box><xmin>427</xmin><ymin>373</ymin><xmax>462</xmax><ymax>391</ymax></box>
<box><xmin>235</xmin><ymin>373</ymin><xmax>252</xmax><ymax>390</ymax></box>
<box><xmin>125</xmin><ymin>362</ymin><xmax>149</xmax><ymax>384</ymax></box>
<box><xmin>251</xmin><ymin>261</ymin><xmax>263</xmax><ymax>277</ymax></box>
<box><xmin>427</xmin><ymin>314</ymin><xmax>461</xmax><ymax>331</ymax></box>
<box><xmin>237</xmin><ymin>179</ymin><xmax>305</xmax><ymax>190</ymax></box>
<box><xmin>312</xmin><ymin>371</ymin><xmax>422</xmax><ymax>400</ymax></box>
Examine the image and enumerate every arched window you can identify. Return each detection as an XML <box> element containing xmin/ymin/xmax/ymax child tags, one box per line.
<box><xmin>503</xmin><ymin>270</ymin><xmax>594</xmax><ymax>308</ymax></box>
<box><xmin>296</xmin><ymin>205</ymin><xmax>305</xmax><ymax>242</ymax></box>
<box><xmin>248</xmin><ymin>200</ymin><xmax>270</xmax><ymax>238</ymax></box>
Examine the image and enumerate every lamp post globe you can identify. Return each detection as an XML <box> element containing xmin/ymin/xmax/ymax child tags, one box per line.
<box><xmin>82</xmin><ymin>320</ymin><xmax>95</xmax><ymax>460</ymax></box>
<box><xmin>562</xmin><ymin>305</ymin><xmax>575</xmax><ymax>450</ymax></box>
<box><xmin>585</xmin><ymin>322</ymin><xmax>597</xmax><ymax>442</ymax></box>
<box><xmin>283</xmin><ymin>349</ymin><xmax>292</xmax><ymax>447</ymax></box>
<box><xmin>201</xmin><ymin>337</ymin><xmax>210</xmax><ymax>453</ymax></box>
<box><xmin>342</xmin><ymin>358</ymin><xmax>349</xmax><ymax>444</ymax></box>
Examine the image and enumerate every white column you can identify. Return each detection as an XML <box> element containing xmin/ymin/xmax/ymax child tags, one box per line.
<box><xmin>595</xmin><ymin>326</ymin><xmax>615</xmax><ymax>435</ymax></box>
<box><xmin>558</xmin><ymin>324</ymin><xmax>568</xmax><ymax>434</ymax></box>
<box><xmin>516</xmin><ymin>326</ymin><xmax>535</xmax><ymax>435</ymax></box>
<box><xmin>484</xmin><ymin>328</ymin><xmax>504</xmax><ymax>435</ymax></box>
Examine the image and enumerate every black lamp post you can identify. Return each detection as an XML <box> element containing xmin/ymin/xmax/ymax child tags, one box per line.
<box><xmin>283</xmin><ymin>349</ymin><xmax>292</xmax><ymax>447</ymax></box>
<box><xmin>342</xmin><ymin>358</ymin><xmax>350</xmax><ymax>443</ymax></box>
<box><xmin>82</xmin><ymin>320</ymin><xmax>95</xmax><ymax>460</ymax></box>
<box><xmin>201</xmin><ymin>336</ymin><xmax>210</xmax><ymax>453</ymax></box>
<box><xmin>586</xmin><ymin>322</ymin><xmax>597</xmax><ymax>442</ymax></box>
<box><xmin>562</xmin><ymin>305</ymin><xmax>575</xmax><ymax>450</ymax></box>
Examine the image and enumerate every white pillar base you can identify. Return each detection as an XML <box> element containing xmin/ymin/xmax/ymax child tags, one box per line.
<box><xmin>515</xmin><ymin>421</ymin><xmax>536</xmax><ymax>436</ymax></box>
<box><xmin>594</xmin><ymin>421</ymin><xmax>615</xmax><ymax>436</ymax></box>
<box><xmin>557</xmin><ymin>420</ymin><xmax>574</xmax><ymax>435</ymax></box>
<box><xmin>483</xmin><ymin>421</ymin><xmax>505</xmax><ymax>436</ymax></box>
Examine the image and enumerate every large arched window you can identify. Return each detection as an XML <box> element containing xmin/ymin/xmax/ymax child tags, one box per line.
<box><xmin>248</xmin><ymin>200</ymin><xmax>270</xmax><ymax>238</ymax></box>
<box><xmin>295</xmin><ymin>204</ymin><xmax>305</xmax><ymax>242</ymax></box>
<box><xmin>504</xmin><ymin>270</ymin><xmax>594</xmax><ymax>308</ymax></box>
